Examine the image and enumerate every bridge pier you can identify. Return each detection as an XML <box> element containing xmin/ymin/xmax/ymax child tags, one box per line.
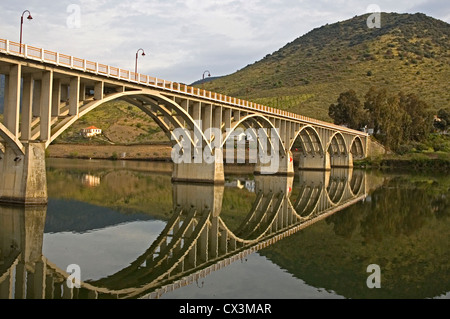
<box><xmin>0</xmin><ymin>143</ymin><xmax>48</xmax><ymax>205</ymax></box>
<box><xmin>297</xmin><ymin>169</ymin><xmax>330</xmax><ymax>189</ymax></box>
<box><xmin>0</xmin><ymin>204</ymin><xmax>47</xmax><ymax>298</ymax></box>
<box><xmin>254</xmin><ymin>174</ymin><xmax>294</xmax><ymax>196</ymax></box>
<box><xmin>172</xmin><ymin>160</ymin><xmax>225</xmax><ymax>185</ymax></box>
<box><xmin>172</xmin><ymin>182</ymin><xmax>224</xmax><ymax>261</ymax></box>
<box><xmin>254</xmin><ymin>150</ymin><xmax>295</xmax><ymax>176</ymax></box>
<box><xmin>298</xmin><ymin>152</ymin><xmax>331</xmax><ymax>171</ymax></box>
<box><xmin>171</xmin><ymin>149</ymin><xmax>225</xmax><ymax>184</ymax></box>
<box><xmin>172</xmin><ymin>182</ymin><xmax>224</xmax><ymax>217</ymax></box>
<box><xmin>329</xmin><ymin>153</ymin><xmax>354</xmax><ymax>168</ymax></box>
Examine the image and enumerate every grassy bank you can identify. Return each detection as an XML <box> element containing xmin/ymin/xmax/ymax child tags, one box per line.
<box><xmin>355</xmin><ymin>152</ymin><xmax>450</xmax><ymax>171</ymax></box>
<box><xmin>48</xmin><ymin>133</ymin><xmax>450</xmax><ymax>172</ymax></box>
<box><xmin>47</xmin><ymin>143</ymin><xmax>173</xmax><ymax>161</ymax></box>
<box><xmin>48</xmin><ymin>143</ymin><xmax>450</xmax><ymax>171</ymax></box>
<box><xmin>357</xmin><ymin>134</ymin><xmax>450</xmax><ymax>171</ymax></box>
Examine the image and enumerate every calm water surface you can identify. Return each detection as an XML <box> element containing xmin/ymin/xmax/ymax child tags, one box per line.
<box><xmin>1</xmin><ymin>158</ymin><xmax>449</xmax><ymax>299</ymax></box>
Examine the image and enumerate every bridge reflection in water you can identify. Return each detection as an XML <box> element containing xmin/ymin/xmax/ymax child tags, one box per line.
<box><xmin>0</xmin><ymin>168</ymin><xmax>366</xmax><ymax>299</ymax></box>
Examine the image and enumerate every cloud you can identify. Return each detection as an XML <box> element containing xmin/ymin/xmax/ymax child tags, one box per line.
<box><xmin>409</xmin><ymin>0</ymin><xmax>450</xmax><ymax>22</ymax></box>
<box><xmin>0</xmin><ymin>0</ymin><xmax>448</xmax><ymax>84</ymax></box>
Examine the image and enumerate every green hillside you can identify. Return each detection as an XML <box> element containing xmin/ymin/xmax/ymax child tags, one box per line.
<box><xmin>200</xmin><ymin>12</ymin><xmax>450</xmax><ymax>122</ymax></box>
<box><xmin>48</xmin><ymin>12</ymin><xmax>449</xmax><ymax>146</ymax></box>
<box><xmin>53</xmin><ymin>100</ymin><xmax>167</xmax><ymax>145</ymax></box>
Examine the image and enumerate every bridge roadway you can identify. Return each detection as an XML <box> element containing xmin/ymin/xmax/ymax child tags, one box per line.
<box><xmin>0</xmin><ymin>168</ymin><xmax>366</xmax><ymax>299</ymax></box>
<box><xmin>0</xmin><ymin>38</ymin><xmax>368</xmax><ymax>205</ymax></box>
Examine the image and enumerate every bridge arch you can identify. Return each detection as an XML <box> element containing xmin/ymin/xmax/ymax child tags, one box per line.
<box><xmin>48</xmin><ymin>90</ymin><xmax>213</xmax><ymax>157</ymax></box>
<box><xmin>219</xmin><ymin>114</ymin><xmax>294</xmax><ymax>175</ymax></box>
<box><xmin>349</xmin><ymin>169</ymin><xmax>365</xmax><ymax>197</ymax></box>
<box><xmin>0</xmin><ymin>122</ymin><xmax>25</xmax><ymax>155</ymax></box>
<box><xmin>292</xmin><ymin>180</ymin><xmax>323</xmax><ymax>219</ymax></box>
<box><xmin>326</xmin><ymin>174</ymin><xmax>347</xmax><ymax>205</ymax></box>
<box><xmin>350</xmin><ymin>136</ymin><xmax>365</xmax><ymax>159</ymax></box>
<box><xmin>291</xmin><ymin>125</ymin><xmax>328</xmax><ymax>170</ymax></box>
<box><xmin>291</xmin><ymin>125</ymin><xmax>324</xmax><ymax>156</ymax></box>
<box><xmin>326</xmin><ymin>132</ymin><xmax>352</xmax><ymax>168</ymax></box>
<box><xmin>327</xmin><ymin>132</ymin><xmax>348</xmax><ymax>157</ymax></box>
<box><xmin>221</xmin><ymin>113</ymin><xmax>287</xmax><ymax>156</ymax></box>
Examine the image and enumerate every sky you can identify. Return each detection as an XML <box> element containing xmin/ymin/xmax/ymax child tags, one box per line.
<box><xmin>0</xmin><ymin>0</ymin><xmax>449</xmax><ymax>84</ymax></box>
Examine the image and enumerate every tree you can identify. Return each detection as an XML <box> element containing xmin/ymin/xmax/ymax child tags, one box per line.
<box><xmin>384</xmin><ymin>95</ymin><xmax>408</xmax><ymax>151</ymax></box>
<box><xmin>364</xmin><ymin>87</ymin><xmax>389</xmax><ymax>136</ymax></box>
<box><xmin>328</xmin><ymin>90</ymin><xmax>366</xmax><ymax>129</ymax></box>
<box><xmin>398</xmin><ymin>92</ymin><xmax>433</xmax><ymax>141</ymax></box>
<box><xmin>363</xmin><ymin>87</ymin><xmax>407</xmax><ymax>151</ymax></box>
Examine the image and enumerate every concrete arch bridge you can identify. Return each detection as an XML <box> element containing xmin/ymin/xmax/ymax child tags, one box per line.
<box><xmin>0</xmin><ymin>39</ymin><xmax>367</xmax><ymax>205</ymax></box>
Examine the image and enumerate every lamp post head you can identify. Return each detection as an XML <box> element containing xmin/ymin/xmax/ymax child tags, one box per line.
<box><xmin>136</xmin><ymin>48</ymin><xmax>145</xmax><ymax>57</ymax></box>
<box><xmin>203</xmin><ymin>70</ymin><xmax>211</xmax><ymax>80</ymax></box>
<box><xmin>22</xmin><ymin>10</ymin><xmax>32</xmax><ymax>20</ymax></box>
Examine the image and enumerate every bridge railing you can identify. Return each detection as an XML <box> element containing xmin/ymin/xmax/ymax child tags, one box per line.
<box><xmin>0</xmin><ymin>38</ymin><xmax>367</xmax><ymax>137</ymax></box>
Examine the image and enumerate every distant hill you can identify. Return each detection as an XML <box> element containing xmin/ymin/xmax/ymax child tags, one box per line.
<box><xmin>4</xmin><ymin>12</ymin><xmax>449</xmax><ymax>145</ymax></box>
<box><xmin>190</xmin><ymin>75</ymin><xmax>224</xmax><ymax>86</ymax></box>
<box><xmin>200</xmin><ymin>12</ymin><xmax>450</xmax><ymax>121</ymax></box>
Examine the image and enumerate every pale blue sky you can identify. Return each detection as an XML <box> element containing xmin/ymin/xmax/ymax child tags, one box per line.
<box><xmin>1</xmin><ymin>0</ymin><xmax>448</xmax><ymax>84</ymax></box>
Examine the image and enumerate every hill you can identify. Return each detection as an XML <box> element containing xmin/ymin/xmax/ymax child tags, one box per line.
<box><xmin>3</xmin><ymin>12</ymin><xmax>449</xmax><ymax>145</ymax></box>
<box><xmin>53</xmin><ymin>100</ymin><xmax>168</xmax><ymax>145</ymax></box>
<box><xmin>190</xmin><ymin>75</ymin><xmax>223</xmax><ymax>86</ymax></box>
<box><xmin>200</xmin><ymin>12</ymin><xmax>450</xmax><ymax>122</ymax></box>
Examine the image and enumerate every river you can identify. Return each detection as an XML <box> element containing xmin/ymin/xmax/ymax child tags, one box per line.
<box><xmin>0</xmin><ymin>158</ymin><xmax>448</xmax><ymax>299</ymax></box>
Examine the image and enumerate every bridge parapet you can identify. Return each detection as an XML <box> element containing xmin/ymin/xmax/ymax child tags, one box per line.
<box><xmin>0</xmin><ymin>38</ymin><xmax>367</xmax><ymax>135</ymax></box>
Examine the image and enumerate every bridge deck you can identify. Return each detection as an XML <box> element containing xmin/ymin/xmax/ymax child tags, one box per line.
<box><xmin>0</xmin><ymin>38</ymin><xmax>366</xmax><ymax>136</ymax></box>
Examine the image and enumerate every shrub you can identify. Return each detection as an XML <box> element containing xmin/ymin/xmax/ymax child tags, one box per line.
<box><xmin>396</xmin><ymin>144</ymin><xmax>412</xmax><ymax>155</ymax></box>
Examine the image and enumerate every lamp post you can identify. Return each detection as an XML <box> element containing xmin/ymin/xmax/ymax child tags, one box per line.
<box><xmin>135</xmin><ymin>48</ymin><xmax>146</xmax><ymax>81</ymax></box>
<box><xmin>202</xmin><ymin>70</ymin><xmax>211</xmax><ymax>87</ymax></box>
<box><xmin>20</xmin><ymin>10</ymin><xmax>33</xmax><ymax>54</ymax></box>
<box><xmin>202</xmin><ymin>70</ymin><xmax>211</xmax><ymax>81</ymax></box>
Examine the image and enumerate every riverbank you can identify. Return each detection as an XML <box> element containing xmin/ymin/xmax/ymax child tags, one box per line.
<box><xmin>47</xmin><ymin>143</ymin><xmax>450</xmax><ymax>171</ymax></box>
<box><xmin>354</xmin><ymin>152</ymin><xmax>450</xmax><ymax>171</ymax></box>
<box><xmin>47</xmin><ymin>143</ymin><xmax>173</xmax><ymax>161</ymax></box>
<box><xmin>47</xmin><ymin>143</ymin><xmax>303</xmax><ymax>163</ymax></box>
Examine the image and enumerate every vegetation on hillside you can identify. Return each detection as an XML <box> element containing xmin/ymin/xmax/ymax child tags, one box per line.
<box><xmin>327</xmin><ymin>85</ymin><xmax>450</xmax><ymax>168</ymax></box>
<box><xmin>48</xmin><ymin>12</ymin><xmax>449</xmax><ymax>167</ymax></box>
<box><xmin>200</xmin><ymin>13</ymin><xmax>449</xmax><ymax>121</ymax></box>
<box><xmin>54</xmin><ymin>100</ymin><xmax>167</xmax><ymax>145</ymax></box>
<box><xmin>328</xmin><ymin>86</ymin><xmax>441</xmax><ymax>151</ymax></box>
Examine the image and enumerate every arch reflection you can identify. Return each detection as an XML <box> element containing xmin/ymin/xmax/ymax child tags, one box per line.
<box><xmin>0</xmin><ymin>168</ymin><xmax>366</xmax><ymax>299</ymax></box>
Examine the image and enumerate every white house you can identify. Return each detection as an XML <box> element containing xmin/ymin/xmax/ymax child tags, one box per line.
<box><xmin>81</xmin><ymin>126</ymin><xmax>102</xmax><ymax>138</ymax></box>
<box><xmin>81</xmin><ymin>174</ymin><xmax>101</xmax><ymax>187</ymax></box>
